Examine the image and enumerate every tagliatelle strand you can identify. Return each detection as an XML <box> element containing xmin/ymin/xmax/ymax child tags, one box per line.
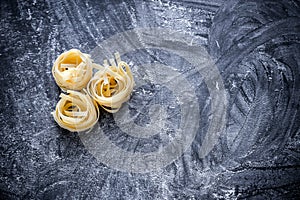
<box><xmin>52</xmin><ymin>90</ymin><xmax>99</xmax><ymax>132</ymax></box>
<box><xmin>87</xmin><ymin>52</ymin><xmax>135</xmax><ymax>113</ymax></box>
<box><xmin>52</xmin><ymin>49</ymin><xmax>94</xmax><ymax>91</ymax></box>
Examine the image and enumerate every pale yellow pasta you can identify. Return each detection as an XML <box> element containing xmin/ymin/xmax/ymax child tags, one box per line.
<box><xmin>52</xmin><ymin>90</ymin><xmax>99</xmax><ymax>132</ymax></box>
<box><xmin>87</xmin><ymin>52</ymin><xmax>134</xmax><ymax>113</ymax></box>
<box><xmin>52</xmin><ymin>49</ymin><xmax>93</xmax><ymax>91</ymax></box>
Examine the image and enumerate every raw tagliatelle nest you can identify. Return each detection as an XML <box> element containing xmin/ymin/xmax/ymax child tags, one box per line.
<box><xmin>87</xmin><ymin>52</ymin><xmax>135</xmax><ymax>113</ymax></box>
<box><xmin>51</xmin><ymin>50</ymin><xmax>134</xmax><ymax>132</ymax></box>
<box><xmin>52</xmin><ymin>49</ymin><xmax>93</xmax><ymax>91</ymax></box>
<box><xmin>52</xmin><ymin>90</ymin><xmax>99</xmax><ymax>132</ymax></box>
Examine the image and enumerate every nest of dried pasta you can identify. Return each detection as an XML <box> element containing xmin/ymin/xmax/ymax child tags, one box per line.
<box><xmin>51</xmin><ymin>49</ymin><xmax>134</xmax><ymax>132</ymax></box>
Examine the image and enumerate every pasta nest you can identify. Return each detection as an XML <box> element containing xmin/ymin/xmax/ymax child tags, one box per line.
<box><xmin>52</xmin><ymin>49</ymin><xmax>93</xmax><ymax>91</ymax></box>
<box><xmin>52</xmin><ymin>90</ymin><xmax>99</xmax><ymax>132</ymax></box>
<box><xmin>87</xmin><ymin>53</ymin><xmax>134</xmax><ymax>113</ymax></box>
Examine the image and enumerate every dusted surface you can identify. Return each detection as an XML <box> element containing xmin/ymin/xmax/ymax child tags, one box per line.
<box><xmin>1</xmin><ymin>0</ymin><xmax>300</xmax><ymax>199</ymax></box>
